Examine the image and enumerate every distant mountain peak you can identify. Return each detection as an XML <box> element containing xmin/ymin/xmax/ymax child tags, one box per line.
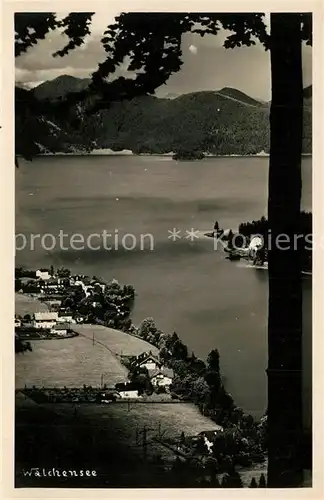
<box><xmin>47</xmin><ymin>74</ymin><xmax>88</xmax><ymax>83</ymax></box>
<box><xmin>32</xmin><ymin>75</ymin><xmax>91</xmax><ymax>101</ymax></box>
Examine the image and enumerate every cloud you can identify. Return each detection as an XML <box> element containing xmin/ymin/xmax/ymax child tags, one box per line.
<box><xmin>15</xmin><ymin>12</ymin><xmax>119</xmax><ymax>84</ymax></box>
<box><xmin>15</xmin><ymin>13</ymin><xmax>312</xmax><ymax>101</ymax></box>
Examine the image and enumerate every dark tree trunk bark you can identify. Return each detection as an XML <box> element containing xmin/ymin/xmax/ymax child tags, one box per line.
<box><xmin>267</xmin><ymin>14</ymin><xmax>304</xmax><ymax>487</ymax></box>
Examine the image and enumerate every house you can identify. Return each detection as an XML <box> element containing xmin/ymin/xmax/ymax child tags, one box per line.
<box><xmin>51</xmin><ymin>324</ymin><xmax>70</xmax><ymax>336</ymax></box>
<box><xmin>36</xmin><ymin>268</ymin><xmax>51</xmax><ymax>280</ymax></box>
<box><xmin>135</xmin><ymin>351</ymin><xmax>162</xmax><ymax>371</ymax></box>
<box><xmin>149</xmin><ymin>368</ymin><xmax>174</xmax><ymax>388</ymax></box>
<box><xmin>39</xmin><ymin>278</ymin><xmax>65</xmax><ymax>294</ymax></box>
<box><xmin>90</xmin><ymin>280</ymin><xmax>106</xmax><ymax>292</ymax></box>
<box><xmin>58</xmin><ymin>277</ymin><xmax>70</xmax><ymax>287</ymax></box>
<box><xmin>198</xmin><ymin>428</ymin><xmax>224</xmax><ymax>440</ymax></box>
<box><xmin>248</xmin><ymin>235</ymin><xmax>264</xmax><ymax>258</ymax></box>
<box><xmin>57</xmin><ymin>313</ymin><xmax>75</xmax><ymax>324</ymax></box>
<box><xmin>115</xmin><ymin>382</ymin><xmax>141</xmax><ymax>398</ymax></box>
<box><xmin>72</xmin><ymin>279</ymin><xmax>94</xmax><ymax>297</ymax></box>
<box><xmin>45</xmin><ymin>299</ymin><xmax>62</xmax><ymax>309</ymax></box>
<box><xmin>83</xmin><ymin>277</ymin><xmax>92</xmax><ymax>286</ymax></box>
<box><xmin>33</xmin><ymin>311</ymin><xmax>58</xmax><ymax>329</ymax></box>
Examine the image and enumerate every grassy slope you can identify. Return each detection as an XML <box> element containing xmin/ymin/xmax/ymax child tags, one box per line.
<box><xmin>15</xmin><ymin>391</ymin><xmax>220</xmax><ymax>487</ymax></box>
<box><xmin>15</xmin><ymin>297</ymin><xmax>159</xmax><ymax>388</ymax></box>
<box><xmin>74</xmin><ymin>324</ymin><xmax>159</xmax><ymax>356</ymax></box>
<box><xmin>15</xmin><ymin>293</ymin><xmax>49</xmax><ymax>315</ymax></box>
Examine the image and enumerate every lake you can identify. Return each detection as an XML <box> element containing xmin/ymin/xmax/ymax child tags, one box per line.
<box><xmin>15</xmin><ymin>155</ymin><xmax>312</xmax><ymax>420</ymax></box>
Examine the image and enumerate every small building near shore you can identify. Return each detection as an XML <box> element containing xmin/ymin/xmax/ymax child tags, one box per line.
<box><xmin>248</xmin><ymin>235</ymin><xmax>264</xmax><ymax>258</ymax></box>
<box><xmin>36</xmin><ymin>268</ymin><xmax>51</xmax><ymax>281</ymax></box>
<box><xmin>33</xmin><ymin>311</ymin><xmax>58</xmax><ymax>329</ymax></box>
<box><xmin>115</xmin><ymin>382</ymin><xmax>141</xmax><ymax>398</ymax></box>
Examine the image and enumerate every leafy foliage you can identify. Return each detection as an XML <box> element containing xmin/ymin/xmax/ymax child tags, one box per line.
<box><xmin>134</xmin><ymin>316</ymin><xmax>267</xmax><ymax>473</ymax></box>
<box><xmin>15</xmin><ymin>13</ymin><xmax>58</xmax><ymax>57</ymax></box>
<box><xmin>15</xmin><ymin>337</ymin><xmax>32</xmax><ymax>353</ymax></box>
<box><xmin>53</xmin><ymin>14</ymin><xmax>95</xmax><ymax>57</ymax></box>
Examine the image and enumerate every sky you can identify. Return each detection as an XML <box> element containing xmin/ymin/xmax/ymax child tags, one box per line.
<box><xmin>15</xmin><ymin>12</ymin><xmax>312</xmax><ymax>101</ymax></box>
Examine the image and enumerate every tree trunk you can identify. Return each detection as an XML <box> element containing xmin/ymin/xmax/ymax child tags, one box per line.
<box><xmin>267</xmin><ymin>14</ymin><xmax>303</xmax><ymax>487</ymax></box>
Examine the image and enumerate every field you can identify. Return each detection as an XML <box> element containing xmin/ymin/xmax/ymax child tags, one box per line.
<box><xmin>53</xmin><ymin>400</ymin><xmax>218</xmax><ymax>440</ymax></box>
<box><xmin>15</xmin><ymin>295</ymin><xmax>159</xmax><ymax>388</ymax></box>
<box><xmin>16</xmin><ymin>325</ymin><xmax>158</xmax><ymax>389</ymax></box>
<box><xmin>15</xmin><ymin>292</ymin><xmax>49</xmax><ymax>315</ymax></box>
<box><xmin>16</xmin><ymin>393</ymin><xmax>268</xmax><ymax>487</ymax></box>
<box><xmin>15</xmin><ymin>333</ymin><xmax>129</xmax><ymax>388</ymax></box>
<box><xmin>15</xmin><ymin>391</ymin><xmax>220</xmax><ymax>485</ymax></box>
<box><xmin>73</xmin><ymin>324</ymin><xmax>159</xmax><ymax>356</ymax></box>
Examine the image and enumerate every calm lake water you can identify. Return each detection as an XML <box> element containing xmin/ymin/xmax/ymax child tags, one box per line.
<box><xmin>15</xmin><ymin>155</ymin><xmax>312</xmax><ymax>420</ymax></box>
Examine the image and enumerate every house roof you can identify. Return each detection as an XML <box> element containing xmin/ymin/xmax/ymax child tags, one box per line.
<box><xmin>198</xmin><ymin>427</ymin><xmax>223</xmax><ymax>438</ymax></box>
<box><xmin>44</xmin><ymin>278</ymin><xmax>60</xmax><ymax>285</ymax></box>
<box><xmin>149</xmin><ymin>367</ymin><xmax>174</xmax><ymax>379</ymax></box>
<box><xmin>34</xmin><ymin>312</ymin><xmax>58</xmax><ymax>321</ymax></box>
<box><xmin>136</xmin><ymin>351</ymin><xmax>160</xmax><ymax>365</ymax></box>
<box><xmin>54</xmin><ymin>323</ymin><xmax>70</xmax><ymax>330</ymax></box>
<box><xmin>115</xmin><ymin>382</ymin><xmax>140</xmax><ymax>392</ymax></box>
<box><xmin>38</xmin><ymin>268</ymin><xmax>50</xmax><ymax>272</ymax></box>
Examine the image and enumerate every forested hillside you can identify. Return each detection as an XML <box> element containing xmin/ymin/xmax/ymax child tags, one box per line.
<box><xmin>15</xmin><ymin>76</ymin><xmax>312</xmax><ymax>157</ymax></box>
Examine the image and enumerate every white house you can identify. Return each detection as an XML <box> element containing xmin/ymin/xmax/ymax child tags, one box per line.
<box><xmin>149</xmin><ymin>368</ymin><xmax>174</xmax><ymax>388</ymax></box>
<box><xmin>51</xmin><ymin>327</ymin><xmax>68</xmax><ymax>336</ymax></box>
<box><xmin>136</xmin><ymin>351</ymin><xmax>161</xmax><ymax>371</ymax></box>
<box><xmin>39</xmin><ymin>278</ymin><xmax>64</xmax><ymax>293</ymax></box>
<box><xmin>73</xmin><ymin>279</ymin><xmax>93</xmax><ymax>297</ymax></box>
<box><xmin>36</xmin><ymin>268</ymin><xmax>51</xmax><ymax>280</ymax></box>
<box><xmin>115</xmin><ymin>382</ymin><xmax>140</xmax><ymax>398</ymax></box>
<box><xmin>248</xmin><ymin>235</ymin><xmax>264</xmax><ymax>258</ymax></box>
<box><xmin>33</xmin><ymin>311</ymin><xmax>58</xmax><ymax>329</ymax></box>
<box><xmin>57</xmin><ymin>313</ymin><xmax>75</xmax><ymax>324</ymax></box>
<box><xmin>118</xmin><ymin>389</ymin><xmax>139</xmax><ymax>398</ymax></box>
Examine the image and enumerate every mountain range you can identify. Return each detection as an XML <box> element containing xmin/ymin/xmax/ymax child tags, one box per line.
<box><xmin>15</xmin><ymin>75</ymin><xmax>312</xmax><ymax>157</ymax></box>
